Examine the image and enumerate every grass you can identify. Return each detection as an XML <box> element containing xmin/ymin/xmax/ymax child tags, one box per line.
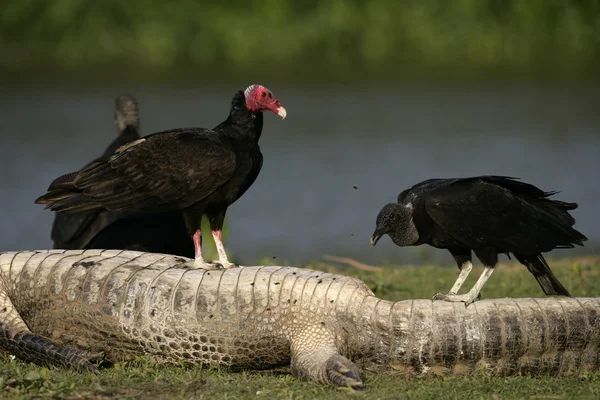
<box><xmin>1</xmin><ymin>256</ymin><xmax>599</xmax><ymax>399</ymax></box>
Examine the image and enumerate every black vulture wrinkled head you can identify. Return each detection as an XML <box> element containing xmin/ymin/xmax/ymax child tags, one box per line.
<box><xmin>371</xmin><ymin>203</ymin><xmax>418</xmax><ymax>247</ymax></box>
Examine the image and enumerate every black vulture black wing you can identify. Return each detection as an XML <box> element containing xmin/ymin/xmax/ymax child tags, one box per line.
<box><xmin>397</xmin><ymin>178</ymin><xmax>445</xmax><ymax>203</ymax></box>
<box><xmin>37</xmin><ymin>128</ymin><xmax>237</xmax><ymax>213</ymax></box>
<box><xmin>423</xmin><ymin>177</ymin><xmax>585</xmax><ymax>254</ymax></box>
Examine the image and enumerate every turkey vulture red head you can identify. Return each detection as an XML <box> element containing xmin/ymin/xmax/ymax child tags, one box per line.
<box><xmin>244</xmin><ymin>84</ymin><xmax>287</xmax><ymax>119</ymax></box>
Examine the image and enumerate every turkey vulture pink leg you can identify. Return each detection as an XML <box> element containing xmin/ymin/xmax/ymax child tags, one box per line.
<box><xmin>211</xmin><ymin>229</ymin><xmax>237</xmax><ymax>269</ymax></box>
<box><xmin>187</xmin><ymin>229</ymin><xmax>231</xmax><ymax>270</ymax></box>
<box><xmin>193</xmin><ymin>230</ymin><xmax>205</xmax><ymax>263</ymax></box>
<box><xmin>190</xmin><ymin>229</ymin><xmax>221</xmax><ymax>270</ymax></box>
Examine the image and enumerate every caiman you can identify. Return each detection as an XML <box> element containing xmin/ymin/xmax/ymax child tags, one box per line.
<box><xmin>0</xmin><ymin>250</ymin><xmax>598</xmax><ymax>388</ymax></box>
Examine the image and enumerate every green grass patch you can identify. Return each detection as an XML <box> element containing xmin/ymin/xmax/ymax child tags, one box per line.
<box><xmin>306</xmin><ymin>255</ymin><xmax>600</xmax><ymax>301</ymax></box>
<box><xmin>1</xmin><ymin>256</ymin><xmax>599</xmax><ymax>399</ymax></box>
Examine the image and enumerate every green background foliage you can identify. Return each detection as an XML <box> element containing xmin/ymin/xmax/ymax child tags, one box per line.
<box><xmin>2</xmin><ymin>0</ymin><xmax>599</xmax><ymax>82</ymax></box>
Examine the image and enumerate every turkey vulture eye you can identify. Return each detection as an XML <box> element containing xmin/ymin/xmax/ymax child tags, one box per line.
<box><xmin>261</xmin><ymin>92</ymin><xmax>266</xmax><ymax>98</ymax></box>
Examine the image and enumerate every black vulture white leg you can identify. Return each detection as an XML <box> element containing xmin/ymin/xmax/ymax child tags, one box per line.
<box><xmin>431</xmin><ymin>251</ymin><xmax>472</xmax><ymax>299</ymax></box>
<box><xmin>433</xmin><ymin>266</ymin><xmax>495</xmax><ymax>305</ymax></box>
<box><xmin>449</xmin><ymin>261</ymin><xmax>473</xmax><ymax>294</ymax></box>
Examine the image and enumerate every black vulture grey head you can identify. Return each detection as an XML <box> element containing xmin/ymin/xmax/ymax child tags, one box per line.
<box><xmin>371</xmin><ymin>203</ymin><xmax>419</xmax><ymax>247</ymax></box>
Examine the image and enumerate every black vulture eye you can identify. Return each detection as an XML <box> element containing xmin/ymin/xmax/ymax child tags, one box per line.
<box><xmin>261</xmin><ymin>92</ymin><xmax>266</xmax><ymax>98</ymax></box>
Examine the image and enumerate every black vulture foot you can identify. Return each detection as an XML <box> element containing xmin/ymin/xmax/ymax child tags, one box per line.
<box><xmin>432</xmin><ymin>291</ymin><xmax>481</xmax><ymax>306</ymax></box>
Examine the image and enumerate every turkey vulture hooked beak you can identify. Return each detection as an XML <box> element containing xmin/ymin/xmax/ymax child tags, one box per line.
<box><xmin>276</xmin><ymin>105</ymin><xmax>287</xmax><ymax>119</ymax></box>
<box><xmin>244</xmin><ymin>84</ymin><xmax>287</xmax><ymax>119</ymax></box>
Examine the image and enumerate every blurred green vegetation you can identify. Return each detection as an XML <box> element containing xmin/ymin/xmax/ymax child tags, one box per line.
<box><xmin>2</xmin><ymin>0</ymin><xmax>600</xmax><ymax>82</ymax></box>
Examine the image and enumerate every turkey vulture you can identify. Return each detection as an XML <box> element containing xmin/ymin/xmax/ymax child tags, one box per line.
<box><xmin>36</xmin><ymin>84</ymin><xmax>286</xmax><ymax>269</ymax></box>
<box><xmin>370</xmin><ymin>176</ymin><xmax>587</xmax><ymax>305</ymax></box>
<box><xmin>50</xmin><ymin>94</ymin><xmax>193</xmax><ymax>257</ymax></box>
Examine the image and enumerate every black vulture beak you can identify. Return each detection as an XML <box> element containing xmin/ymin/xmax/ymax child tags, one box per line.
<box><xmin>370</xmin><ymin>233</ymin><xmax>381</xmax><ymax>247</ymax></box>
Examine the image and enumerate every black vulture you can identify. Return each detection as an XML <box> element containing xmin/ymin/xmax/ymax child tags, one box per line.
<box><xmin>371</xmin><ymin>176</ymin><xmax>587</xmax><ymax>304</ymax></box>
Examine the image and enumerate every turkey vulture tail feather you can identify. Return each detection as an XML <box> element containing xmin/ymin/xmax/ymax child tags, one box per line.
<box><xmin>47</xmin><ymin>172</ymin><xmax>79</xmax><ymax>191</ymax></box>
<box><xmin>36</xmin><ymin>190</ymin><xmax>102</xmax><ymax>213</ymax></box>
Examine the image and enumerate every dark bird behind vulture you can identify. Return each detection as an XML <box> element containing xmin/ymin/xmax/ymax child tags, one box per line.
<box><xmin>370</xmin><ymin>176</ymin><xmax>587</xmax><ymax>304</ymax></box>
<box><xmin>50</xmin><ymin>94</ymin><xmax>193</xmax><ymax>257</ymax></box>
<box><xmin>36</xmin><ymin>85</ymin><xmax>287</xmax><ymax>269</ymax></box>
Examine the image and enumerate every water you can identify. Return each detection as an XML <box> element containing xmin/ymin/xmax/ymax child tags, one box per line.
<box><xmin>1</xmin><ymin>84</ymin><xmax>598</xmax><ymax>266</ymax></box>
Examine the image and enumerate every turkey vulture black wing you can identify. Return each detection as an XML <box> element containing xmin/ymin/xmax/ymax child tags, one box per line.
<box><xmin>38</xmin><ymin>128</ymin><xmax>237</xmax><ymax>213</ymax></box>
<box><xmin>51</xmin><ymin>94</ymin><xmax>142</xmax><ymax>248</ymax></box>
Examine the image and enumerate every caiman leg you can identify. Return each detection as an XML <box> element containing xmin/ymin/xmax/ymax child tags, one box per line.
<box><xmin>290</xmin><ymin>328</ymin><xmax>363</xmax><ymax>388</ymax></box>
<box><xmin>0</xmin><ymin>291</ymin><xmax>101</xmax><ymax>372</ymax></box>
<box><xmin>433</xmin><ymin>266</ymin><xmax>495</xmax><ymax>306</ymax></box>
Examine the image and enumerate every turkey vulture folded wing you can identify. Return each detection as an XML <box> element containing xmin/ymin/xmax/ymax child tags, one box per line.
<box><xmin>37</xmin><ymin>128</ymin><xmax>236</xmax><ymax>214</ymax></box>
<box><xmin>50</xmin><ymin>94</ymin><xmax>142</xmax><ymax>249</ymax></box>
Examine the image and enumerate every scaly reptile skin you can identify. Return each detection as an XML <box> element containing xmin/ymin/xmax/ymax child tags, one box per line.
<box><xmin>0</xmin><ymin>250</ymin><xmax>598</xmax><ymax>388</ymax></box>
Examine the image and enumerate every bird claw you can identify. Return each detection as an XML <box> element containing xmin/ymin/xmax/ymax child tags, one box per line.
<box><xmin>432</xmin><ymin>292</ymin><xmax>478</xmax><ymax>306</ymax></box>
<box><xmin>183</xmin><ymin>260</ymin><xmax>224</xmax><ymax>270</ymax></box>
<box><xmin>432</xmin><ymin>292</ymin><xmax>448</xmax><ymax>301</ymax></box>
<box><xmin>184</xmin><ymin>261</ymin><xmax>240</xmax><ymax>271</ymax></box>
<box><xmin>208</xmin><ymin>261</ymin><xmax>240</xmax><ymax>269</ymax></box>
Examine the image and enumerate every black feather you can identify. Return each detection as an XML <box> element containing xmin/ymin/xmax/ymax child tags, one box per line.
<box><xmin>373</xmin><ymin>175</ymin><xmax>586</xmax><ymax>297</ymax></box>
<box><xmin>37</xmin><ymin>87</ymin><xmax>284</xmax><ymax>260</ymax></box>
<box><xmin>45</xmin><ymin>94</ymin><xmax>193</xmax><ymax>256</ymax></box>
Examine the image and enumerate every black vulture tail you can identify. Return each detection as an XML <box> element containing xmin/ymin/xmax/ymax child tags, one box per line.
<box><xmin>514</xmin><ymin>253</ymin><xmax>571</xmax><ymax>297</ymax></box>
